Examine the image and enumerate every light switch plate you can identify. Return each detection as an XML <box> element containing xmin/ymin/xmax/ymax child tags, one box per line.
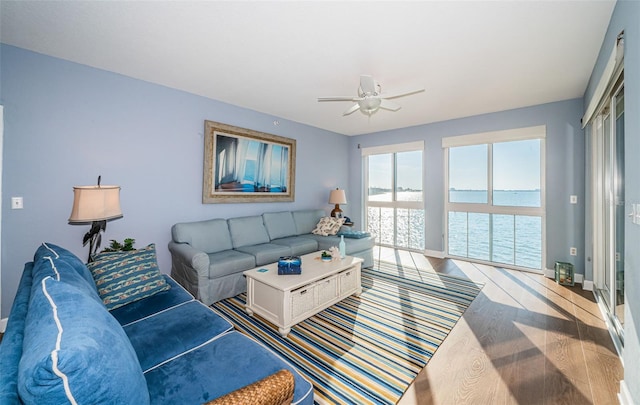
<box><xmin>11</xmin><ymin>197</ymin><xmax>23</xmax><ymax>209</ymax></box>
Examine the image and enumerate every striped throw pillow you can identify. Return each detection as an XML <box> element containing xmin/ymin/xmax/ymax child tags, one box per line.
<box><xmin>88</xmin><ymin>243</ymin><xmax>170</xmax><ymax>310</ymax></box>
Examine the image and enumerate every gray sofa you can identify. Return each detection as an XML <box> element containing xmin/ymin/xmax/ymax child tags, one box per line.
<box><xmin>169</xmin><ymin>209</ymin><xmax>375</xmax><ymax>305</ymax></box>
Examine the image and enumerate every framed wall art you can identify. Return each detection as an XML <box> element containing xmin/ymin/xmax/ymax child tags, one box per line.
<box><xmin>203</xmin><ymin>120</ymin><xmax>296</xmax><ymax>203</ymax></box>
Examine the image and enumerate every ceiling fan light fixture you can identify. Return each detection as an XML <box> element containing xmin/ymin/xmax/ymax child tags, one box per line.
<box><xmin>319</xmin><ymin>75</ymin><xmax>424</xmax><ymax>118</ymax></box>
<box><xmin>358</xmin><ymin>97</ymin><xmax>381</xmax><ymax>115</ymax></box>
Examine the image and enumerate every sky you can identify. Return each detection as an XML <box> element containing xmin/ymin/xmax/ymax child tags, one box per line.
<box><xmin>368</xmin><ymin>139</ymin><xmax>541</xmax><ymax>191</ymax></box>
<box><xmin>449</xmin><ymin>139</ymin><xmax>541</xmax><ymax>190</ymax></box>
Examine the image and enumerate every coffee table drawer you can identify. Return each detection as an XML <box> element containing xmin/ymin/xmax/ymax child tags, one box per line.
<box><xmin>339</xmin><ymin>267</ymin><xmax>358</xmax><ymax>297</ymax></box>
<box><xmin>317</xmin><ymin>275</ymin><xmax>339</xmax><ymax>307</ymax></box>
<box><xmin>291</xmin><ymin>284</ymin><xmax>316</xmax><ymax>319</ymax></box>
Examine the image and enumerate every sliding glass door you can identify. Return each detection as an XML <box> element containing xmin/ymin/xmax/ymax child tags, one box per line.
<box><xmin>591</xmin><ymin>78</ymin><xmax>625</xmax><ymax>344</ymax></box>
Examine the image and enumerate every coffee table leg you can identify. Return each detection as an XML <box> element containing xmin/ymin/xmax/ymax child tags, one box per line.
<box><xmin>278</xmin><ymin>327</ymin><xmax>290</xmax><ymax>337</ymax></box>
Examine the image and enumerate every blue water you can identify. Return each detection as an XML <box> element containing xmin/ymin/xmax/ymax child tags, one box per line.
<box><xmin>448</xmin><ymin>190</ymin><xmax>542</xmax><ymax>269</ymax></box>
<box><xmin>367</xmin><ymin>190</ymin><xmax>542</xmax><ymax>269</ymax></box>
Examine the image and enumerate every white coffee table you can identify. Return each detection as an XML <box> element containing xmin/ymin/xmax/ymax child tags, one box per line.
<box><xmin>244</xmin><ymin>252</ymin><xmax>363</xmax><ymax>337</ymax></box>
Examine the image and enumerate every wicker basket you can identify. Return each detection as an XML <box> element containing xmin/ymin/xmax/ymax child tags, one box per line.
<box><xmin>204</xmin><ymin>369</ymin><xmax>295</xmax><ymax>405</ymax></box>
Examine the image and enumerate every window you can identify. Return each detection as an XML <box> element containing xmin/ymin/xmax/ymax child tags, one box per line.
<box><xmin>443</xmin><ymin>126</ymin><xmax>545</xmax><ymax>270</ymax></box>
<box><xmin>363</xmin><ymin>142</ymin><xmax>424</xmax><ymax>251</ymax></box>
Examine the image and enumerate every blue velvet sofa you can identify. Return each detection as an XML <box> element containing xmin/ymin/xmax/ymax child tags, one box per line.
<box><xmin>169</xmin><ymin>209</ymin><xmax>375</xmax><ymax>305</ymax></box>
<box><xmin>0</xmin><ymin>243</ymin><xmax>314</xmax><ymax>404</ymax></box>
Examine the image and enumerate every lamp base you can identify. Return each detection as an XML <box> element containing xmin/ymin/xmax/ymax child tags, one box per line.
<box><xmin>330</xmin><ymin>204</ymin><xmax>343</xmax><ymax>218</ymax></box>
<box><xmin>83</xmin><ymin>220</ymin><xmax>107</xmax><ymax>262</ymax></box>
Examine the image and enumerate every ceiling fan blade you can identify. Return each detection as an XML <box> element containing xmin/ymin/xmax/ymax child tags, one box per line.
<box><xmin>343</xmin><ymin>103</ymin><xmax>361</xmax><ymax>116</ymax></box>
<box><xmin>379</xmin><ymin>99</ymin><xmax>401</xmax><ymax>111</ymax></box>
<box><xmin>381</xmin><ymin>87</ymin><xmax>425</xmax><ymax>100</ymax></box>
<box><xmin>318</xmin><ymin>96</ymin><xmax>360</xmax><ymax>102</ymax></box>
<box><xmin>360</xmin><ymin>75</ymin><xmax>377</xmax><ymax>94</ymax></box>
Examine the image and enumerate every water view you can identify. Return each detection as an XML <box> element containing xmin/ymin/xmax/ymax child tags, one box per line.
<box><xmin>367</xmin><ymin>189</ymin><xmax>542</xmax><ymax>269</ymax></box>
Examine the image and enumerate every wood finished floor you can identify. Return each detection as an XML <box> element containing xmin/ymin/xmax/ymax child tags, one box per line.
<box><xmin>373</xmin><ymin>247</ymin><xmax>624</xmax><ymax>405</ymax></box>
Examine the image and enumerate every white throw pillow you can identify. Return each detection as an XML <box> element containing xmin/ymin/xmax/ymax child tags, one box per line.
<box><xmin>312</xmin><ymin>217</ymin><xmax>345</xmax><ymax>236</ymax></box>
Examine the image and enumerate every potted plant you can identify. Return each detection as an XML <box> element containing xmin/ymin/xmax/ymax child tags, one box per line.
<box><xmin>321</xmin><ymin>251</ymin><xmax>332</xmax><ymax>261</ymax></box>
<box><xmin>101</xmin><ymin>238</ymin><xmax>136</xmax><ymax>253</ymax></box>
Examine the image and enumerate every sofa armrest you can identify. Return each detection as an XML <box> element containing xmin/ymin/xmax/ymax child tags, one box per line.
<box><xmin>168</xmin><ymin>241</ymin><xmax>210</xmax><ymax>300</ymax></box>
<box><xmin>203</xmin><ymin>369</ymin><xmax>294</xmax><ymax>405</ymax></box>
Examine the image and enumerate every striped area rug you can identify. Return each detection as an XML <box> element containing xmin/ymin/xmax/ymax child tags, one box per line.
<box><xmin>212</xmin><ymin>260</ymin><xmax>482</xmax><ymax>404</ymax></box>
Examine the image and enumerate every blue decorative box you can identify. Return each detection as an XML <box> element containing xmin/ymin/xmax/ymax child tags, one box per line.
<box><xmin>278</xmin><ymin>256</ymin><xmax>301</xmax><ymax>275</ymax></box>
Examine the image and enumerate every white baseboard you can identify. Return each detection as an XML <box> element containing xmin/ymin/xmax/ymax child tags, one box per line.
<box><xmin>618</xmin><ymin>380</ymin><xmax>632</xmax><ymax>405</ymax></box>
<box><xmin>544</xmin><ymin>269</ymin><xmax>593</xmax><ymax>290</ymax></box>
<box><xmin>0</xmin><ymin>317</ymin><xmax>7</xmax><ymax>334</ymax></box>
<box><xmin>424</xmin><ymin>249</ymin><xmax>445</xmax><ymax>259</ymax></box>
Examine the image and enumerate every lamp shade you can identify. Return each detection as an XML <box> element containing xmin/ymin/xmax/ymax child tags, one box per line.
<box><xmin>68</xmin><ymin>185</ymin><xmax>123</xmax><ymax>223</ymax></box>
<box><xmin>328</xmin><ymin>189</ymin><xmax>347</xmax><ymax>205</ymax></box>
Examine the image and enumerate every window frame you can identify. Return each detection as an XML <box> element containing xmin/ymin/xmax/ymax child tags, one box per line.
<box><xmin>443</xmin><ymin>126</ymin><xmax>546</xmax><ymax>271</ymax></box>
<box><xmin>362</xmin><ymin>141</ymin><xmax>425</xmax><ymax>251</ymax></box>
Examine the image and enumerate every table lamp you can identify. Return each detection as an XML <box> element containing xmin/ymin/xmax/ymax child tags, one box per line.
<box><xmin>328</xmin><ymin>188</ymin><xmax>347</xmax><ymax>218</ymax></box>
<box><xmin>68</xmin><ymin>176</ymin><xmax>122</xmax><ymax>262</ymax></box>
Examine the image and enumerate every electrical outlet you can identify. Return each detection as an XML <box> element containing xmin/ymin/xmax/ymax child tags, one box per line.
<box><xmin>570</xmin><ymin>195</ymin><xmax>577</xmax><ymax>204</ymax></box>
<box><xmin>570</xmin><ymin>247</ymin><xmax>577</xmax><ymax>256</ymax></box>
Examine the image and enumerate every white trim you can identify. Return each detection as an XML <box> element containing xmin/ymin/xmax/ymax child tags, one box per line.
<box><xmin>574</xmin><ymin>273</ymin><xmax>584</xmax><ymax>285</ymax></box>
<box><xmin>618</xmin><ymin>380</ymin><xmax>632</xmax><ymax>405</ymax></box>
<box><xmin>441</xmin><ymin>125</ymin><xmax>546</xmax><ymax>148</ymax></box>
<box><xmin>544</xmin><ymin>268</ymin><xmax>556</xmax><ymax>279</ymax></box>
<box><xmin>582</xmin><ymin>33</ymin><xmax>624</xmax><ymax>128</ymax></box>
<box><xmin>0</xmin><ymin>317</ymin><xmax>7</xmax><ymax>333</ymax></box>
<box><xmin>582</xmin><ymin>280</ymin><xmax>594</xmax><ymax>291</ymax></box>
<box><xmin>41</xmin><ymin>277</ymin><xmax>78</xmax><ymax>405</ymax></box>
<box><xmin>361</xmin><ymin>140</ymin><xmax>424</xmax><ymax>156</ymax></box>
<box><xmin>424</xmin><ymin>249</ymin><xmax>445</xmax><ymax>259</ymax></box>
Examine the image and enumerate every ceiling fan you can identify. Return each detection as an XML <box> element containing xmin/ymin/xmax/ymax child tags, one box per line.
<box><xmin>318</xmin><ymin>75</ymin><xmax>424</xmax><ymax>116</ymax></box>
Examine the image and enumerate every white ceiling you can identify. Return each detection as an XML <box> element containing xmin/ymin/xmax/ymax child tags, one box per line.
<box><xmin>0</xmin><ymin>1</ymin><xmax>616</xmax><ymax>136</ymax></box>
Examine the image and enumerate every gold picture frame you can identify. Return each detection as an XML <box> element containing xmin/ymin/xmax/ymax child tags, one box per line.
<box><xmin>203</xmin><ymin>120</ymin><xmax>296</xmax><ymax>203</ymax></box>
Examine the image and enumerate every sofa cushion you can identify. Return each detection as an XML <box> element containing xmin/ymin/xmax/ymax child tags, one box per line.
<box><xmin>31</xmin><ymin>243</ymin><xmax>100</xmax><ymax>300</ymax></box>
<box><xmin>88</xmin><ymin>244</ymin><xmax>171</xmax><ymax>310</ymax></box>
<box><xmin>110</xmin><ymin>276</ymin><xmax>194</xmax><ymax>326</ymax></box>
<box><xmin>270</xmin><ymin>236</ymin><xmax>318</xmax><ymax>256</ymax></box>
<box><xmin>123</xmin><ymin>301</ymin><xmax>233</xmax><ymax>372</ymax></box>
<box><xmin>312</xmin><ymin>216</ymin><xmax>345</xmax><ymax>236</ymax></box>
<box><xmin>144</xmin><ymin>331</ymin><xmax>313</xmax><ymax>405</ymax></box>
<box><xmin>235</xmin><ymin>243</ymin><xmax>292</xmax><ymax>266</ymax></box>
<box><xmin>307</xmin><ymin>234</ymin><xmax>376</xmax><ymax>253</ymax></box>
<box><xmin>263</xmin><ymin>211</ymin><xmax>297</xmax><ymax>240</ymax></box>
<box><xmin>228</xmin><ymin>216</ymin><xmax>270</xmax><ymax>248</ymax></box>
<box><xmin>18</xmin><ymin>275</ymin><xmax>149</xmax><ymax>404</ymax></box>
<box><xmin>208</xmin><ymin>250</ymin><xmax>256</xmax><ymax>278</ymax></box>
<box><xmin>292</xmin><ymin>209</ymin><xmax>325</xmax><ymax>235</ymax></box>
<box><xmin>337</xmin><ymin>229</ymin><xmax>372</xmax><ymax>239</ymax></box>
<box><xmin>172</xmin><ymin>219</ymin><xmax>233</xmax><ymax>253</ymax></box>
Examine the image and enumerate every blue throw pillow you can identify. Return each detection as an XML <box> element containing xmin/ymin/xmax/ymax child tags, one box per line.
<box><xmin>337</xmin><ymin>230</ymin><xmax>371</xmax><ymax>239</ymax></box>
<box><xmin>18</xmin><ymin>276</ymin><xmax>150</xmax><ymax>404</ymax></box>
<box><xmin>88</xmin><ymin>244</ymin><xmax>171</xmax><ymax>310</ymax></box>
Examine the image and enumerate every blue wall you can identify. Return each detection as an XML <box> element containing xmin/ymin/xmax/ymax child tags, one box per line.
<box><xmin>584</xmin><ymin>1</ymin><xmax>640</xmax><ymax>403</ymax></box>
<box><xmin>0</xmin><ymin>45</ymin><xmax>349</xmax><ymax>317</ymax></box>
<box><xmin>348</xmin><ymin>99</ymin><xmax>585</xmax><ymax>273</ymax></box>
